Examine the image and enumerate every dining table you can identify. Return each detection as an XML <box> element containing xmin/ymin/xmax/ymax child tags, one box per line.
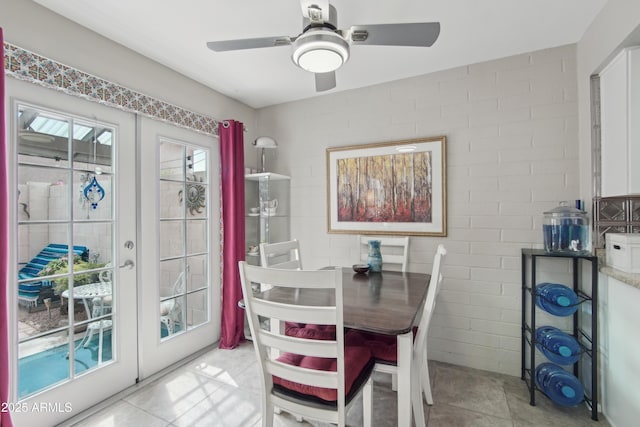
<box><xmin>260</xmin><ymin>267</ymin><xmax>430</xmax><ymax>427</ymax></box>
<box><xmin>61</xmin><ymin>282</ymin><xmax>112</xmax><ymax>320</ymax></box>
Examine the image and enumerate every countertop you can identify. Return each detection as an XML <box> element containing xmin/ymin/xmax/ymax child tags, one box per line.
<box><xmin>596</xmin><ymin>249</ymin><xmax>640</xmax><ymax>290</ymax></box>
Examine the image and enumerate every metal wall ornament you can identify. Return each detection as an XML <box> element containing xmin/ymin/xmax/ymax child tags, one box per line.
<box><xmin>179</xmin><ymin>178</ymin><xmax>206</xmax><ymax>215</ymax></box>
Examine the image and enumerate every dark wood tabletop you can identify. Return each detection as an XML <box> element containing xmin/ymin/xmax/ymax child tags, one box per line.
<box><xmin>260</xmin><ymin>269</ymin><xmax>430</xmax><ymax>336</ymax></box>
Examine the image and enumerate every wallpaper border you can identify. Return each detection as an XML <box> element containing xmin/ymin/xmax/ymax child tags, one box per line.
<box><xmin>3</xmin><ymin>42</ymin><xmax>219</xmax><ymax>136</ymax></box>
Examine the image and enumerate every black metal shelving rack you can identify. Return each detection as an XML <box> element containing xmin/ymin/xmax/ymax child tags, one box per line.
<box><xmin>521</xmin><ymin>248</ymin><xmax>599</xmax><ymax>421</ymax></box>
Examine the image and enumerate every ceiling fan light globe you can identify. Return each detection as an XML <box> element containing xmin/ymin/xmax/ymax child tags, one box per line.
<box><xmin>298</xmin><ymin>48</ymin><xmax>344</xmax><ymax>73</ymax></box>
<box><xmin>291</xmin><ymin>30</ymin><xmax>349</xmax><ymax>73</ymax></box>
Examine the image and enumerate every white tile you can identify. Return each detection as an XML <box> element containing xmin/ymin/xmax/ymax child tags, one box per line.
<box><xmin>123</xmin><ymin>369</ymin><xmax>225</xmax><ymax>423</ymax></box>
<box><xmin>69</xmin><ymin>354</ymin><xmax>611</xmax><ymax>426</ymax></box>
<box><xmin>172</xmin><ymin>384</ymin><xmax>261</xmax><ymax>427</ymax></box>
<box><xmin>72</xmin><ymin>400</ymin><xmax>168</xmax><ymax>427</ymax></box>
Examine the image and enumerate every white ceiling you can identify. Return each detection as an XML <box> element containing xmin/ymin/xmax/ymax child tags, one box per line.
<box><xmin>33</xmin><ymin>0</ymin><xmax>608</xmax><ymax>109</ymax></box>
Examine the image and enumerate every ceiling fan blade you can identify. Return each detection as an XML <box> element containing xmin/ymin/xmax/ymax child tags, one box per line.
<box><xmin>206</xmin><ymin>36</ymin><xmax>293</xmax><ymax>52</ymax></box>
<box><xmin>315</xmin><ymin>71</ymin><xmax>336</xmax><ymax>92</ymax></box>
<box><xmin>347</xmin><ymin>22</ymin><xmax>440</xmax><ymax>47</ymax></box>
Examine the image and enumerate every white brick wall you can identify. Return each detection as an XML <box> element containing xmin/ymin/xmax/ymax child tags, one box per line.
<box><xmin>256</xmin><ymin>44</ymin><xmax>580</xmax><ymax>376</ymax></box>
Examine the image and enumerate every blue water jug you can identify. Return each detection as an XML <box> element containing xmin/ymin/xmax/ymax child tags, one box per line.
<box><xmin>535</xmin><ymin>326</ymin><xmax>581</xmax><ymax>365</ymax></box>
<box><xmin>535</xmin><ymin>283</ymin><xmax>579</xmax><ymax>316</ymax></box>
<box><xmin>535</xmin><ymin>362</ymin><xmax>584</xmax><ymax>406</ymax></box>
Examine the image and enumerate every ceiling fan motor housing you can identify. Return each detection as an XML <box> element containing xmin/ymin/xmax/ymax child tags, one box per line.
<box><xmin>291</xmin><ymin>29</ymin><xmax>350</xmax><ymax>73</ymax></box>
<box><xmin>293</xmin><ymin>4</ymin><xmax>349</xmax><ymax>74</ymax></box>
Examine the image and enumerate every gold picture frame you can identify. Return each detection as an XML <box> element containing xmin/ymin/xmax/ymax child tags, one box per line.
<box><xmin>326</xmin><ymin>136</ymin><xmax>447</xmax><ymax>236</ymax></box>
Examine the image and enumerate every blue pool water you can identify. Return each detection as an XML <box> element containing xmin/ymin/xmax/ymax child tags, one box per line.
<box><xmin>18</xmin><ymin>332</ymin><xmax>112</xmax><ymax>398</ymax></box>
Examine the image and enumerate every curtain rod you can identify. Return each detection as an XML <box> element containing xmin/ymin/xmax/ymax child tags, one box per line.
<box><xmin>221</xmin><ymin>120</ymin><xmax>248</xmax><ymax>132</ymax></box>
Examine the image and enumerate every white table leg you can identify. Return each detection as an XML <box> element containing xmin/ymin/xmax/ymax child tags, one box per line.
<box><xmin>397</xmin><ymin>331</ymin><xmax>412</xmax><ymax>427</ymax></box>
<box><xmin>79</xmin><ymin>297</ymin><xmax>95</xmax><ymax>350</ymax></box>
<box><xmin>269</xmin><ymin>318</ymin><xmax>284</xmax><ymax>359</ymax></box>
<box><xmin>269</xmin><ymin>317</ymin><xmax>286</xmax><ymax>417</ymax></box>
<box><xmin>98</xmin><ymin>321</ymin><xmax>104</xmax><ymax>364</ymax></box>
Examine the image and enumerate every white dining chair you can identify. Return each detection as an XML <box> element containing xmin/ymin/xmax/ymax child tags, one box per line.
<box><xmin>358</xmin><ymin>236</ymin><xmax>409</xmax><ymax>272</ymax></box>
<box><xmin>413</xmin><ymin>244</ymin><xmax>447</xmax><ymax>405</ymax></box>
<box><xmin>346</xmin><ymin>244</ymin><xmax>447</xmax><ymax>426</ymax></box>
<box><xmin>259</xmin><ymin>239</ymin><xmax>302</xmax><ymax>270</ymax></box>
<box><xmin>258</xmin><ymin>239</ymin><xmax>315</xmax><ymax>422</ymax></box>
<box><xmin>260</xmin><ymin>240</ymin><xmax>335</xmax><ymax>337</ymax></box>
<box><xmin>238</xmin><ymin>262</ymin><xmax>374</xmax><ymax>427</ymax></box>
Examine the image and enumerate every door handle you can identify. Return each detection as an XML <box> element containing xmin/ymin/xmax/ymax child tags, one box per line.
<box><xmin>119</xmin><ymin>259</ymin><xmax>135</xmax><ymax>269</ymax></box>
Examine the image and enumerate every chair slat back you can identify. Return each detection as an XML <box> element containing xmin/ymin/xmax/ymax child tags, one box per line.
<box><xmin>251</xmin><ymin>299</ymin><xmax>336</xmax><ymax>325</ymax></box>
<box><xmin>238</xmin><ymin>262</ymin><xmax>346</xmax><ymax>414</ymax></box>
<box><xmin>260</xmin><ymin>331</ymin><xmax>338</xmax><ymax>358</ymax></box>
<box><xmin>414</xmin><ymin>244</ymin><xmax>447</xmax><ymax>353</ymax></box>
<box><xmin>358</xmin><ymin>236</ymin><xmax>409</xmax><ymax>272</ymax></box>
<box><xmin>267</xmin><ymin>359</ymin><xmax>339</xmax><ymax>389</ymax></box>
<box><xmin>260</xmin><ymin>239</ymin><xmax>302</xmax><ymax>270</ymax></box>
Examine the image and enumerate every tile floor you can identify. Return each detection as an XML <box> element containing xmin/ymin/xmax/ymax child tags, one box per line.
<box><xmin>60</xmin><ymin>342</ymin><xmax>609</xmax><ymax>427</ymax></box>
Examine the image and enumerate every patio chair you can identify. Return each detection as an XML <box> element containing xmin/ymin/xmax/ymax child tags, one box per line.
<box><xmin>90</xmin><ymin>262</ymin><xmax>113</xmax><ymax>314</ymax></box>
<box><xmin>238</xmin><ymin>262</ymin><xmax>374</xmax><ymax>427</ymax></box>
<box><xmin>346</xmin><ymin>244</ymin><xmax>447</xmax><ymax>425</ymax></box>
<box><xmin>18</xmin><ymin>243</ymin><xmax>89</xmax><ymax>307</ymax></box>
<box><xmin>160</xmin><ymin>270</ymin><xmax>186</xmax><ymax>336</ymax></box>
<box><xmin>358</xmin><ymin>236</ymin><xmax>409</xmax><ymax>272</ymax></box>
<box><xmin>86</xmin><ymin>262</ymin><xmax>114</xmax><ymax>346</ymax></box>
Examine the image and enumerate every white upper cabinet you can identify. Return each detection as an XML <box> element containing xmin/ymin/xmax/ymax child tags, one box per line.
<box><xmin>600</xmin><ymin>47</ymin><xmax>640</xmax><ymax>196</ymax></box>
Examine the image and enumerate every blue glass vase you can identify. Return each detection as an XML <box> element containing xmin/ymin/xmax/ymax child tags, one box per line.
<box><xmin>367</xmin><ymin>240</ymin><xmax>383</xmax><ymax>272</ymax></box>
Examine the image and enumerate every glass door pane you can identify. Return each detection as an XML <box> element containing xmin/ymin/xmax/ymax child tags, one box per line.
<box><xmin>158</xmin><ymin>140</ymin><xmax>210</xmax><ymax>339</ymax></box>
<box><xmin>16</xmin><ymin>104</ymin><xmax>115</xmax><ymax>398</ymax></box>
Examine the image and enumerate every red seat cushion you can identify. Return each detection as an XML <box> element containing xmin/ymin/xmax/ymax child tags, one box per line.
<box><xmin>273</xmin><ymin>345</ymin><xmax>372</xmax><ymax>402</ymax></box>
<box><xmin>345</xmin><ymin>327</ymin><xmax>418</xmax><ymax>363</ymax></box>
<box><xmin>285</xmin><ymin>322</ymin><xmax>336</xmax><ymax>340</ymax></box>
<box><xmin>345</xmin><ymin>329</ymin><xmax>398</xmax><ymax>362</ymax></box>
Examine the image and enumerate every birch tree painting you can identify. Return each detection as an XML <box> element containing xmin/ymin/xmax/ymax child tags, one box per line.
<box><xmin>336</xmin><ymin>151</ymin><xmax>432</xmax><ymax>223</ymax></box>
<box><xmin>327</xmin><ymin>136</ymin><xmax>446</xmax><ymax>236</ymax></box>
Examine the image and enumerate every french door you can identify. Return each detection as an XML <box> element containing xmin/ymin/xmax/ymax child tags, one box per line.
<box><xmin>137</xmin><ymin>116</ymin><xmax>220</xmax><ymax>378</ymax></box>
<box><xmin>7</xmin><ymin>79</ymin><xmax>138</xmax><ymax>426</ymax></box>
<box><xmin>7</xmin><ymin>74</ymin><xmax>220</xmax><ymax>427</ymax></box>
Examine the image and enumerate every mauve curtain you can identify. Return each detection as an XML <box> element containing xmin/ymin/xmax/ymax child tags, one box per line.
<box><xmin>1</xmin><ymin>28</ymin><xmax>14</xmax><ymax>427</ymax></box>
<box><xmin>218</xmin><ymin>120</ymin><xmax>246</xmax><ymax>349</ymax></box>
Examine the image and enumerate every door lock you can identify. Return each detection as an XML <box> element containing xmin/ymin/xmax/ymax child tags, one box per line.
<box><xmin>124</xmin><ymin>240</ymin><xmax>134</xmax><ymax>250</ymax></box>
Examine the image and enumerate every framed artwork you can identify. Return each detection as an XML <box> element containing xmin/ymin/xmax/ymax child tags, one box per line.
<box><xmin>326</xmin><ymin>136</ymin><xmax>447</xmax><ymax>236</ymax></box>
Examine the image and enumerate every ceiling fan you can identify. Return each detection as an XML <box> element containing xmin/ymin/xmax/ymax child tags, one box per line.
<box><xmin>206</xmin><ymin>0</ymin><xmax>440</xmax><ymax>92</ymax></box>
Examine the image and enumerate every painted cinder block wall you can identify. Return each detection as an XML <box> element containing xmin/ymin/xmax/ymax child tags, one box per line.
<box><xmin>256</xmin><ymin>44</ymin><xmax>580</xmax><ymax>376</ymax></box>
